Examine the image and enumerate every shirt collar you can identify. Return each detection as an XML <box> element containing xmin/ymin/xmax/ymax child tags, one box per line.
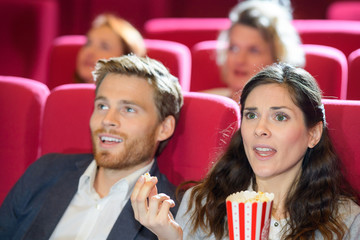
<box><xmin>78</xmin><ymin>159</ymin><xmax>155</xmax><ymax>199</ymax></box>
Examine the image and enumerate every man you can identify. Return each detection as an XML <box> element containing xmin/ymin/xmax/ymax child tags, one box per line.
<box><xmin>0</xmin><ymin>55</ymin><xmax>183</xmax><ymax>239</ymax></box>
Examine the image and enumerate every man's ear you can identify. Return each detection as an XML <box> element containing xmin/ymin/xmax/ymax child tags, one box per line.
<box><xmin>308</xmin><ymin>121</ymin><xmax>323</xmax><ymax>148</ymax></box>
<box><xmin>156</xmin><ymin>115</ymin><xmax>176</xmax><ymax>142</ymax></box>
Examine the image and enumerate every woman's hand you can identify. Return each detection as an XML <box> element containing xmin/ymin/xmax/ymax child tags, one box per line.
<box><xmin>131</xmin><ymin>175</ymin><xmax>183</xmax><ymax>240</ymax></box>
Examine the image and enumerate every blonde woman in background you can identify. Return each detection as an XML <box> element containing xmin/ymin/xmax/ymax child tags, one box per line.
<box><xmin>204</xmin><ymin>0</ymin><xmax>305</xmax><ymax>102</ymax></box>
<box><xmin>76</xmin><ymin>14</ymin><xmax>146</xmax><ymax>83</ymax></box>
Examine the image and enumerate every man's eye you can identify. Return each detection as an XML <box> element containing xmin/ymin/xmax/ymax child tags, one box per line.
<box><xmin>97</xmin><ymin>104</ymin><xmax>108</xmax><ymax>110</ymax></box>
<box><xmin>126</xmin><ymin>107</ymin><xmax>135</xmax><ymax>113</ymax></box>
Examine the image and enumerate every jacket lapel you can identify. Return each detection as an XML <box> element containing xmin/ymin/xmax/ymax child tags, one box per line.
<box><xmin>24</xmin><ymin>155</ymin><xmax>92</xmax><ymax>239</ymax></box>
<box><xmin>107</xmin><ymin>160</ymin><xmax>163</xmax><ymax>240</ymax></box>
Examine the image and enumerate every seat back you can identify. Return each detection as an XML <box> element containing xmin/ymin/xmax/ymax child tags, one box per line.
<box><xmin>0</xmin><ymin>0</ymin><xmax>58</xmax><ymax>83</ymax></box>
<box><xmin>327</xmin><ymin>1</ymin><xmax>360</xmax><ymax>21</ymax></box>
<box><xmin>190</xmin><ymin>41</ymin><xmax>348</xmax><ymax>99</ymax></box>
<box><xmin>293</xmin><ymin>19</ymin><xmax>360</xmax><ymax>58</ymax></box>
<box><xmin>348</xmin><ymin>48</ymin><xmax>360</xmax><ymax>100</ymax></box>
<box><xmin>0</xmin><ymin>76</ymin><xmax>49</xmax><ymax>204</ymax></box>
<box><xmin>145</xmin><ymin>39</ymin><xmax>192</xmax><ymax>91</ymax></box>
<box><xmin>323</xmin><ymin>99</ymin><xmax>360</xmax><ymax>193</ymax></box>
<box><xmin>40</xmin><ymin>84</ymin><xmax>95</xmax><ymax>155</ymax></box>
<box><xmin>303</xmin><ymin>44</ymin><xmax>348</xmax><ymax>100</ymax></box>
<box><xmin>144</xmin><ymin>18</ymin><xmax>230</xmax><ymax>50</ymax></box>
<box><xmin>190</xmin><ymin>40</ymin><xmax>225</xmax><ymax>92</ymax></box>
<box><xmin>47</xmin><ymin>36</ymin><xmax>191</xmax><ymax>91</ymax></box>
<box><xmin>158</xmin><ymin>92</ymin><xmax>240</xmax><ymax>185</ymax></box>
<box><xmin>40</xmin><ymin>85</ymin><xmax>240</xmax><ymax>185</ymax></box>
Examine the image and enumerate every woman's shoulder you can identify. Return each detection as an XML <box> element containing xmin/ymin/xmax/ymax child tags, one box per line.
<box><xmin>338</xmin><ymin>198</ymin><xmax>360</xmax><ymax>236</ymax></box>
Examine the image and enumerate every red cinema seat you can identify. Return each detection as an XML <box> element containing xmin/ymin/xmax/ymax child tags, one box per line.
<box><xmin>322</xmin><ymin>99</ymin><xmax>360</xmax><ymax>194</ymax></box>
<box><xmin>190</xmin><ymin>40</ymin><xmax>225</xmax><ymax>92</ymax></box>
<box><xmin>348</xmin><ymin>48</ymin><xmax>360</xmax><ymax>100</ymax></box>
<box><xmin>40</xmin><ymin>85</ymin><xmax>240</xmax><ymax>186</ymax></box>
<box><xmin>41</xmin><ymin>84</ymin><xmax>96</xmax><ymax>155</ymax></box>
<box><xmin>302</xmin><ymin>44</ymin><xmax>348</xmax><ymax>100</ymax></box>
<box><xmin>158</xmin><ymin>92</ymin><xmax>240</xmax><ymax>185</ymax></box>
<box><xmin>0</xmin><ymin>0</ymin><xmax>58</xmax><ymax>83</ymax></box>
<box><xmin>293</xmin><ymin>19</ymin><xmax>360</xmax><ymax>58</ymax></box>
<box><xmin>327</xmin><ymin>1</ymin><xmax>360</xmax><ymax>21</ymax></box>
<box><xmin>145</xmin><ymin>39</ymin><xmax>191</xmax><ymax>91</ymax></box>
<box><xmin>144</xmin><ymin>18</ymin><xmax>230</xmax><ymax>50</ymax></box>
<box><xmin>47</xmin><ymin>36</ymin><xmax>191</xmax><ymax>91</ymax></box>
<box><xmin>0</xmin><ymin>76</ymin><xmax>49</xmax><ymax>204</ymax></box>
<box><xmin>190</xmin><ymin>41</ymin><xmax>348</xmax><ymax>99</ymax></box>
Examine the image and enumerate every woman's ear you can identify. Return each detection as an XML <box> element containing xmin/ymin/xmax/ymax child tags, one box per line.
<box><xmin>308</xmin><ymin>121</ymin><xmax>323</xmax><ymax>148</ymax></box>
<box><xmin>156</xmin><ymin>115</ymin><xmax>176</xmax><ymax>142</ymax></box>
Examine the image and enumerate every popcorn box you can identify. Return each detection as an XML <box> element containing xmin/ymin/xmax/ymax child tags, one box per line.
<box><xmin>226</xmin><ymin>191</ymin><xmax>274</xmax><ymax>240</ymax></box>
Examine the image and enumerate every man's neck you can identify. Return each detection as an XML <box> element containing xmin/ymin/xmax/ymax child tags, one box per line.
<box><xmin>93</xmin><ymin>160</ymin><xmax>153</xmax><ymax>198</ymax></box>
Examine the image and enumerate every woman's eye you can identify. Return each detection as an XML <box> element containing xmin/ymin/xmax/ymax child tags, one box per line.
<box><xmin>275</xmin><ymin>113</ymin><xmax>288</xmax><ymax>121</ymax></box>
<box><xmin>228</xmin><ymin>45</ymin><xmax>239</xmax><ymax>53</ymax></box>
<box><xmin>249</xmin><ymin>47</ymin><xmax>260</xmax><ymax>54</ymax></box>
<box><xmin>100</xmin><ymin>42</ymin><xmax>111</xmax><ymax>51</ymax></box>
<box><xmin>245</xmin><ymin>112</ymin><xmax>257</xmax><ymax>119</ymax></box>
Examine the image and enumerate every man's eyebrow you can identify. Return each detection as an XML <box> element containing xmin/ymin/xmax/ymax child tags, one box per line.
<box><xmin>94</xmin><ymin>96</ymin><xmax>106</xmax><ymax>101</ymax></box>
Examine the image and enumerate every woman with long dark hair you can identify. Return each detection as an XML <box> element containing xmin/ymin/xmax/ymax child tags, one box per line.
<box><xmin>132</xmin><ymin>63</ymin><xmax>360</xmax><ymax>240</ymax></box>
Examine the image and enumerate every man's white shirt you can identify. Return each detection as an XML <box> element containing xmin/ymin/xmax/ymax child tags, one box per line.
<box><xmin>50</xmin><ymin>159</ymin><xmax>154</xmax><ymax>240</ymax></box>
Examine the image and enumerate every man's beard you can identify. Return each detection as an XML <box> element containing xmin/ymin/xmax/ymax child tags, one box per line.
<box><xmin>92</xmin><ymin>129</ymin><xmax>157</xmax><ymax>170</ymax></box>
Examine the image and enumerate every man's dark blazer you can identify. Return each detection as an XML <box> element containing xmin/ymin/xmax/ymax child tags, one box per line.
<box><xmin>0</xmin><ymin>153</ymin><xmax>178</xmax><ymax>240</ymax></box>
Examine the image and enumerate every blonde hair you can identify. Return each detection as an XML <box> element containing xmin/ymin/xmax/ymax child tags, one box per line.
<box><xmin>217</xmin><ymin>0</ymin><xmax>305</xmax><ymax>67</ymax></box>
<box><xmin>92</xmin><ymin>14</ymin><xmax>146</xmax><ymax>57</ymax></box>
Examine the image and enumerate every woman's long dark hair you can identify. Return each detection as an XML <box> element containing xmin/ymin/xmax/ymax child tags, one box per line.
<box><xmin>185</xmin><ymin>63</ymin><xmax>358</xmax><ymax>240</ymax></box>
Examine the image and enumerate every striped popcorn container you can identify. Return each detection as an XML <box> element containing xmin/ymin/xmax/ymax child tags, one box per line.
<box><xmin>226</xmin><ymin>191</ymin><xmax>274</xmax><ymax>240</ymax></box>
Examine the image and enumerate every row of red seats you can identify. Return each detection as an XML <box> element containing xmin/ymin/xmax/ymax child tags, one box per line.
<box><xmin>0</xmin><ymin>77</ymin><xmax>240</xmax><ymax>204</ymax></box>
<box><xmin>1</xmin><ymin>0</ymin><xmax>360</xmax><ymax>83</ymax></box>
<box><xmin>48</xmin><ymin>35</ymin><xmax>360</xmax><ymax>100</ymax></box>
<box><xmin>1</xmin><ymin>76</ymin><xmax>360</xmax><ymax>205</ymax></box>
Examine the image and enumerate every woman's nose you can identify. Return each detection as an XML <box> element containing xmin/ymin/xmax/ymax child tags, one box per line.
<box><xmin>254</xmin><ymin>118</ymin><xmax>271</xmax><ymax>137</ymax></box>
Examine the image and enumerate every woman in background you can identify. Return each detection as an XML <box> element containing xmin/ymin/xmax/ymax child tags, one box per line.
<box><xmin>75</xmin><ymin>14</ymin><xmax>146</xmax><ymax>83</ymax></box>
<box><xmin>204</xmin><ymin>0</ymin><xmax>305</xmax><ymax>102</ymax></box>
<box><xmin>132</xmin><ymin>63</ymin><xmax>360</xmax><ymax>240</ymax></box>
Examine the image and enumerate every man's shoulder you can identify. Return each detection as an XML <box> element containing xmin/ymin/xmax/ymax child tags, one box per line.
<box><xmin>35</xmin><ymin>153</ymin><xmax>93</xmax><ymax>167</ymax></box>
<box><xmin>25</xmin><ymin>153</ymin><xmax>94</xmax><ymax>179</ymax></box>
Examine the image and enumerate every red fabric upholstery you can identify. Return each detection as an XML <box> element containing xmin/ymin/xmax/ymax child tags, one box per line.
<box><xmin>190</xmin><ymin>40</ymin><xmax>225</xmax><ymax>92</ymax></box>
<box><xmin>40</xmin><ymin>86</ymin><xmax>240</xmax><ymax>185</ymax></box>
<box><xmin>145</xmin><ymin>39</ymin><xmax>191</xmax><ymax>91</ymax></box>
<box><xmin>41</xmin><ymin>84</ymin><xmax>96</xmax><ymax>155</ymax></box>
<box><xmin>348</xmin><ymin>48</ymin><xmax>360</xmax><ymax>100</ymax></box>
<box><xmin>0</xmin><ymin>0</ymin><xmax>58</xmax><ymax>83</ymax></box>
<box><xmin>0</xmin><ymin>76</ymin><xmax>49</xmax><ymax>204</ymax></box>
<box><xmin>158</xmin><ymin>92</ymin><xmax>240</xmax><ymax>185</ymax></box>
<box><xmin>46</xmin><ymin>36</ymin><xmax>191</xmax><ymax>91</ymax></box>
<box><xmin>322</xmin><ymin>99</ymin><xmax>360</xmax><ymax>193</ymax></box>
<box><xmin>47</xmin><ymin>35</ymin><xmax>85</xmax><ymax>90</ymax></box>
<box><xmin>293</xmin><ymin>20</ymin><xmax>360</xmax><ymax>58</ymax></box>
<box><xmin>190</xmin><ymin>41</ymin><xmax>348</xmax><ymax>99</ymax></box>
<box><xmin>327</xmin><ymin>1</ymin><xmax>360</xmax><ymax>21</ymax></box>
<box><xmin>303</xmin><ymin>44</ymin><xmax>348</xmax><ymax>100</ymax></box>
<box><xmin>145</xmin><ymin>18</ymin><xmax>360</xmax><ymax>59</ymax></box>
<box><xmin>144</xmin><ymin>18</ymin><xmax>230</xmax><ymax>50</ymax></box>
